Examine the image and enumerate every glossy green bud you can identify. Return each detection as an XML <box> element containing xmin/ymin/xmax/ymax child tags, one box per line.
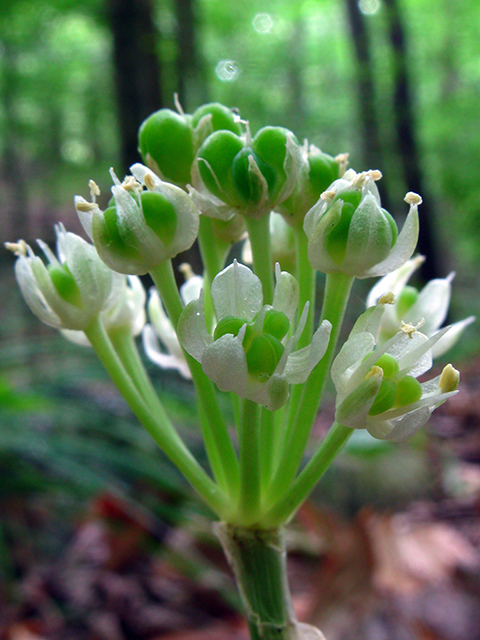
<box><xmin>263</xmin><ymin>308</ymin><xmax>290</xmax><ymax>341</ymax></box>
<box><xmin>231</xmin><ymin>147</ymin><xmax>276</xmax><ymax>206</ymax></box>
<box><xmin>191</xmin><ymin>102</ymin><xmax>242</xmax><ymax>136</ymax></box>
<box><xmin>252</xmin><ymin>126</ymin><xmax>296</xmax><ymax>201</ymax></box>
<box><xmin>197</xmin><ymin>130</ymin><xmax>245</xmax><ymax>205</ymax></box>
<box><xmin>213</xmin><ymin>315</ymin><xmax>246</xmax><ymax>340</ymax></box>
<box><xmin>375</xmin><ymin>353</ymin><xmax>399</xmax><ymax>379</ymax></box>
<box><xmin>279</xmin><ymin>148</ymin><xmax>341</xmax><ymax>227</ymax></box>
<box><xmin>48</xmin><ymin>263</ymin><xmax>83</xmax><ymax>307</ymax></box>
<box><xmin>245</xmin><ymin>333</ymin><xmax>284</xmax><ymax>382</ymax></box>
<box><xmin>308</xmin><ymin>152</ymin><xmax>341</xmax><ymax>197</ymax></box>
<box><xmin>368</xmin><ymin>377</ymin><xmax>397</xmax><ymax>416</ymax></box>
<box><xmin>394</xmin><ymin>375</ymin><xmax>422</xmax><ymax>407</ymax></box>
<box><xmin>140</xmin><ymin>191</ymin><xmax>177</xmax><ymax>247</ymax></box>
<box><xmin>138</xmin><ymin>109</ymin><xmax>195</xmax><ymax>186</ymax></box>
<box><xmin>396</xmin><ymin>285</ymin><xmax>419</xmax><ymax>319</ymax></box>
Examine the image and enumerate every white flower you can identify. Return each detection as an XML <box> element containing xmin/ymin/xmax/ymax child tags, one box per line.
<box><xmin>75</xmin><ymin>164</ymin><xmax>199</xmax><ymax>275</ymax></box>
<box><xmin>177</xmin><ymin>261</ymin><xmax>332</xmax><ymax>411</ymax></box>
<box><xmin>366</xmin><ymin>256</ymin><xmax>475</xmax><ymax>357</ymax></box>
<box><xmin>62</xmin><ymin>275</ymin><xmax>146</xmax><ymax>347</ymax></box>
<box><xmin>332</xmin><ymin>302</ymin><xmax>459</xmax><ymax>442</ymax></box>
<box><xmin>142</xmin><ymin>268</ymin><xmax>203</xmax><ymax>379</ymax></box>
<box><xmin>303</xmin><ymin>170</ymin><xmax>419</xmax><ymax>278</ymax></box>
<box><xmin>7</xmin><ymin>225</ymin><xmax>122</xmax><ymax>331</ymax></box>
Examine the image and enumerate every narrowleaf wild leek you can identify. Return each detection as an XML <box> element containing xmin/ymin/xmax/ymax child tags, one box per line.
<box><xmin>6</xmin><ymin>101</ymin><xmax>472</xmax><ymax>640</ymax></box>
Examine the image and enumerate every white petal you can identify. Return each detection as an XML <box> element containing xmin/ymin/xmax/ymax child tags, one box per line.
<box><xmin>142</xmin><ymin>325</ymin><xmax>191</xmax><ymax>379</ymax></box>
<box><xmin>430</xmin><ymin>316</ymin><xmax>475</xmax><ymax>358</ymax></box>
<box><xmin>201</xmin><ymin>333</ymin><xmax>249</xmax><ymax>395</ymax></box>
<box><xmin>15</xmin><ymin>256</ymin><xmax>62</xmax><ymax>328</ymax></box>
<box><xmin>350</xmin><ymin>303</ymin><xmax>386</xmax><ymax>339</ymax></box>
<box><xmin>382</xmin><ymin>406</ymin><xmax>432</xmax><ymax>442</ymax></box>
<box><xmin>177</xmin><ymin>293</ymin><xmax>212</xmax><ymax>362</ymax></box>
<box><xmin>61</xmin><ymin>329</ymin><xmax>92</xmax><ymax>347</ymax></box>
<box><xmin>180</xmin><ymin>275</ymin><xmax>204</xmax><ymax>305</ymax></box>
<box><xmin>360</xmin><ymin>206</ymin><xmax>419</xmax><ymax>278</ymax></box>
<box><xmin>272</xmin><ymin>264</ymin><xmax>299</xmax><ymax>322</ymax></box>
<box><xmin>335</xmin><ymin>374</ymin><xmax>382</xmax><ymax>429</ymax></box>
<box><xmin>405</xmin><ymin>278</ymin><xmax>452</xmax><ymax>334</ymax></box>
<box><xmin>211</xmin><ymin>260</ymin><xmax>263</xmax><ymax>321</ymax></box>
<box><xmin>284</xmin><ymin>320</ymin><xmax>331</xmax><ymax>384</ymax></box>
<box><xmin>331</xmin><ymin>332</ymin><xmax>375</xmax><ymax>394</ymax></box>
<box><xmin>366</xmin><ymin>255</ymin><xmax>424</xmax><ymax>308</ymax></box>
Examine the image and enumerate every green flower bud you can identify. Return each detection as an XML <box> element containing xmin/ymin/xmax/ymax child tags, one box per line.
<box><xmin>368</xmin><ymin>377</ymin><xmax>397</xmax><ymax>416</ymax></box>
<box><xmin>245</xmin><ymin>333</ymin><xmax>284</xmax><ymax>382</ymax></box>
<box><xmin>194</xmin><ymin>124</ymin><xmax>299</xmax><ymax>219</ymax></box>
<box><xmin>375</xmin><ymin>353</ymin><xmax>399</xmax><ymax>378</ymax></box>
<box><xmin>47</xmin><ymin>263</ymin><xmax>83</xmax><ymax>307</ymax></box>
<box><xmin>279</xmin><ymin>146</ymin><xmax>342</xmax><ymax>227</ymax></box>
<box><xmin>197</xmin><ymin>130</ymin><xmax>245</xmax><ymax>206</ymax></box>
<box><xmin>263</xmin><ymin>309</ymin><xmax>290</xmax><ymax>341</ymax></box>
<box><xmin>304</xmin><ymin>170</ymin><xmax>419</xmax><ymax>279</ymax></box>
<box><xmin>396</xmin><ymin>285</ymin><xmax>419</xmax><ymax>319</ymax></box>
<box><xmin>252</xmin><ymin>126</ymin><xmax>297</xmax><ymax>201</ymax></box>
<box><xmin>191</xmin><ymin>102</ymin><xmax>242</xmax><ymax>137</ymax></box>
<box><xmin>231</xmin><ymin>147</ymin><xmax>276</xmax><ymax>206</ymax></box>
<box><xmin>394</xmin><ymin>375</ymin><xmax>422</xmax><ymax>407</ymax></box>
<box><xmin>138</xmin><ymin>109</ymin><xmax>195</xmax><ymax>186</ymax></box>
<box><xmin>213</xmin><ymin>315</ymin><xmax>246</xmax><ymax>340</ymax></box>
<box><xmin>76</xmin><ymin>165</ymin><xmax>199</xmax><ymax>276</ymax></box>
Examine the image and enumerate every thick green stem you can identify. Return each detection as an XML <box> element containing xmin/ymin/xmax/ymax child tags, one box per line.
<box><xmin>267</xmin><ymin>273</ymin><xmax>354</xmax><ymax>505</ymax></box>
<box><xmin>237</xmin><ymin>398</ymin><xmax>261</xmax><ymax>524</ymax></box>
<box><xmin>245</xmin><ymin>214</ymin><xmax>274</xmax><ymax>304</ymax></box>
<box><xmin>215</xmin><ymin>524</ymin><xmax>326</xmax><ymax>640</ymax></box>
<box><xmin>150</xmin><ymin>260</ymin><xmax>240</xmax><ymax>499</ymax></box>
<box><xmin>84</xmin><ymin>316</ymin><xmax>230</xmax><ymax>518</ymax></box>
<box><xmin>264</xmin><ymin>423</ymin><xmax>354</xmax><ymax>527</ymax></box>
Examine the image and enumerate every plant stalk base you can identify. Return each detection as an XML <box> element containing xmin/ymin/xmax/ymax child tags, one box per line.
<box><xmin>215</xmin><ymin>523</ymin><xmax>326</xmax><ymax>640</ymax></box>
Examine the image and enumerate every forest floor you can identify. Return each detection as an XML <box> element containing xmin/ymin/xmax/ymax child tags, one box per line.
<box><xmin>1</xmin><ymin>355</ymin><xmax>480</xmax><ymax>640</ymax></box>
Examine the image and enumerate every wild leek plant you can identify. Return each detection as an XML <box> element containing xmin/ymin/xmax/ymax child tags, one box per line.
<box><xmin>6</xmin><ymin>102</ymin><xmax>472</xmax><ymax>640</ymax></box>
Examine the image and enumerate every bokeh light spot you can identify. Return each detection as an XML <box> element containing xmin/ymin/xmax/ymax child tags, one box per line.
<box><xmin>215</xmin><ymin>60</ymin><xmax>240</xmax><ymax>82</ymax></box>
<box><xmin>358</xmin><ymin>0</ymin><xmax>381</xmax><ymax>15</ymax></box>
<box><xmin>253</xmin><ymin>13</ymin><xmax>273</xmax><ymax>34</ymax></box>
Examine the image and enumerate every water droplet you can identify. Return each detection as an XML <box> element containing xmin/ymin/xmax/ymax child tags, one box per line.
<box><xmin>215</xmin><ymin>60</ymin><xmax>240</xmax><ymax>82</ymax></box>
<box><xmin>253</xmin><ymin>13</ymin><xmax>273</xmax><ymax>34</ymax></box>
<box><xmin>358</xmin><ymin>0</ymin><xmax>381</xmax><ymax>15</ymax></box>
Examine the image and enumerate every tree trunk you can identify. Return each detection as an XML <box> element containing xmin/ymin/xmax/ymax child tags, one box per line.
<box><xmin>383</xmin><ymin>0</ymin><xmax>440</xmax><ymax>280</ymax></box>
<box><xmin>174</xmin><ymin>0</ymin><xmax>207</xmax><ymax>108</ymax></box>
<box><xmin>344</xmin><ymin>0</ymin><xmax>392</xmax><ymax>212</ymax></box>
<box><xmin>107</xmin><ymin>0</ymin><xmax>163</xmax><ymax>173</ymax></box>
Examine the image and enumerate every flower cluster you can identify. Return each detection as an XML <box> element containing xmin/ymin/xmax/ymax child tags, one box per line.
<box><xmin>332</xmin><ymin>300</ymin><xmax>460</xmax><ymax>442</ymax></box>
<box><xmin>177</xmin><ymin>261</ymin><xmax>332</xmax><ymax>411</ymax></box>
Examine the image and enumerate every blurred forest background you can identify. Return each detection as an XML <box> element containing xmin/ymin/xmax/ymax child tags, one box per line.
<box><xmin>1</xmin><ymin>0</ymin><xmax>480</xmax><ymax>638</ymax></box>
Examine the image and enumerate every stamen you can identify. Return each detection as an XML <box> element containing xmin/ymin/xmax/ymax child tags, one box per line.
<box><xmin>365</xmin><ymin>365</ymin><xmax>383</xmax><ymax>380</ymax></box>
<box><xmin>122</xmin><ymin>176</ymin><xmax>141</xmax><ymax>191</ymax></box>
<box><xmin>400</xmin><ymin>318</ymin><xmax>425</xmax><ymax>338</ymax></box>
<box><xmin>76</xmin><ymin>201</ymin><xmax>98</xmax><ymax>212</ymax></box>
<box><xmin>179</xmin><ymin>262</ymin><xmax>195</xmax><ymax>281</ymax></box>
<box><xmin>174</xmin><ymin>92</ymin><xmax>185</xmax><ymax>116</ymax></box>
<box><xmin>320</xmin><ymin>189</ymin><xmax>336</xmax><ymax>202</ymax></box>
<box><xmin>439</xmin><ymin>364</ymin><xmax>460</xmax><ymax>393</ymax></box>
<box><xmin>379</xmin><ymin>292</ymin><xmax>396</xmax><ymax>305</ymax></box>
<box><xmin>4</xmin><ymin>240</ymin><xmax>27</xmax><ymax>256</ymax></box>
<box><xmin>404</xmin><ymin>192</ymin><xmax>423</xmax><ymax>206</ymax></box>
<box><xmin>335</xmin><ymin>152</ymin><xmax>350</xmax><ymax>176</ymax></box>
<box><xmin>89</xmin><ymin>180</ymin><xmax>100</xmax><ymax>201</ymax></box>
<box><xmin>144</xmin><ymin>173</ymin><xmax>156</xmax><ymax>191</ymax></box>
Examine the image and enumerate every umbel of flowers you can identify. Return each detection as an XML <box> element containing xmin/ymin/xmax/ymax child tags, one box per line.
<box><xmin>6</xmin><ymin>101</ymin><xmax>472</xmax><ymax>640</ymax></box>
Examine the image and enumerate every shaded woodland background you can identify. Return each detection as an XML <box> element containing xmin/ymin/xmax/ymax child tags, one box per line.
<box><xmin>1</xmin><ymin>0</ymin><xmax>480</xmax><ymax>638</ymax></box>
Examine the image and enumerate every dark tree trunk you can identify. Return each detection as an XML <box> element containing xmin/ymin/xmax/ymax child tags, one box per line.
<box><xmin>2</xmin><ymin>45</ymin><xmax>29</xmax><ymax>241</ymax></box>
<box><xmin>107</xmin><ymin>0</ymin><xmax>163</xmax><ymax>173</ymax></box>
<box><xmin>174</xmin><ymin>0</ymin><xmax>206</xmax><ymax>108</ymax></box>
<box><xmin>344</xmin><ymin>0</ymin><xmax>392</xmax><ymax>212</ymax></box>
<box><xmin>383</xmin><ymin>0</ymin><xmax>440</xmax><ymax>280</ymax></box>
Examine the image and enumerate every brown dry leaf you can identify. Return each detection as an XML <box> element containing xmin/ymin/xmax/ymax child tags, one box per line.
<box><xmin>365</xmin><ymin>512</ymin><xmax>479</xmax><ymax>594</ymax></box>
